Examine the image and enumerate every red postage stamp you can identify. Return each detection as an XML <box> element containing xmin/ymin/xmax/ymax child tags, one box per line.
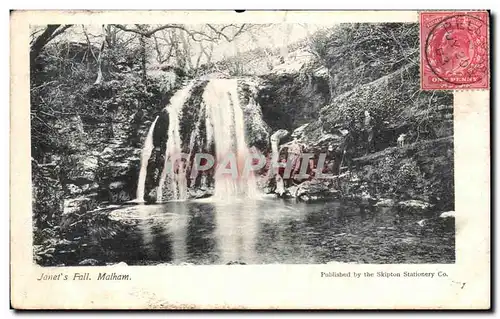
<box><xmin>420</xmin><ymin>11</ymin><xmax>490</xmax><ymax>90</ymax></box>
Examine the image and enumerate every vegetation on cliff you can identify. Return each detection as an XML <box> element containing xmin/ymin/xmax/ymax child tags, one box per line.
<box><xmin>30</xmin><ymin>23</ymin><xmax>454</xmax><ymax>265</ymax></box>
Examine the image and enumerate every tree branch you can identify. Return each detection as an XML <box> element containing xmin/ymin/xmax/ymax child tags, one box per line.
<box><xmin>81</xmin><ymin>25</ymin><xmax>98</xmax><ymax>61</ymax></box>
<box><xmin>112</xmin><ymin>24</ymin><xmax>247</xmax><ymax>43</ymax></box>
<box><xmin>30</xmin><ymin>24</ymin><xmax>73</xmax><ymax>68</ymax></box>
<box><xmin>30</xmin><ymin>25</ymin><xmax>61</xmax><ymax>64</ymax></box>
<box><xmin>206</xmin><ymin>24</ymin><xmax>247</xmax><ymax>42</ymax></box>
<box><xmin>47</xmin><ymin>25</ymin><xmax>73</xmax><ymax>43</ymax></box>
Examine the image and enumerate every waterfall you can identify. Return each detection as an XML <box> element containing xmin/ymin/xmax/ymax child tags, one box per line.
<box><xmin>203</xmin><ymin>79</ymin><xmax>258</xmax><ymax>200</ymax></box>
<box><xmin>135</xmin><ymin>116</ymin><xmax>159</xmax><ymax>202</ymax></box>
<box><xmin>156</xmin><ymin>82</ymin><xmax>196</xmax><ymax>202</ymax></box>
<box><xmin>136</xmin><ymin>78</ymin><xmax>261</xmax><ymax>203</ymax></box>
<box><xmin>269</xmin><ymin>129</ymin><xmax>289</xmax><ymax>196</ymax></box>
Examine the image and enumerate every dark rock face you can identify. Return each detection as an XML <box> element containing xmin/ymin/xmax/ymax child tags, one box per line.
<box><xmin>32</xmin><ymin>160</ymin><xmax>65</xmax><ymax>233</ymax></box>
<box><xmin>322</xmin><ymin>23</ymin><xmax>419</xmax><ymax>97</ymax></box>
<box><xmin>179</xmin><ymin>81</ymin><xmax>209</xmax><ymax>153</ymax></box>
<box><xmin>32</xmin><ymin>159</ymin><xmax>66</xmax><ymax>265</ymax></box>
<box><xmin>249</xmin><ymin>23</ymin><xmax>454</xmax><ymax>209</ymax></box>
<box><xmin>339</xmin><ymin>137</ymin><xmax>454</xmax><ymax>210</ymax></box>
<box><xmin>257</xmin><ymin>68</ymin><xmax>330</xmax><ymax>133</ymax></box>
<box><xmin>96</xmin><ymin>144</ymin><xmax>141</xmax><ymax>203</ymax></box>
<box><xmin>62</xmin><ymin>155</ymin><xmax>99</xmax><ymax>185</ymax></box>
<box><xmin>152</xmin><ymin>109</ymin><xmax>169</xmax><ymax>151</ymax></box>
<box><xmin>238</xmin><ymin>78</ymin><xmax>272</xmax><ymax>152</ymax></box>
<box><xmin>78</xmin><ymin>258</ymin><xmax>101</xmax><ymax>266</ymax></box>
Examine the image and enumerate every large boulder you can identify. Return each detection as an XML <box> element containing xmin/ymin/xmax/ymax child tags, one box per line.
<box><xmin>62</xmin><ymin>195</ymin><xmax>98</xmax><ymax>217</ymax></box>
<box><xmin>291</xmin><ymin>178</ymin><xmax>340</xmax><ymax>201</ymax></box>
<box><xmin>60</xmin><ymin>194</ymin><xmax>99</xmax><ymax>234</ymax></box>
<box><xmin>107</xmin><ymin>181</ymin><xmax>133</xmax><ymax>203</ymax></box>
<box><xmin>52</xmin><ymin>115</ymin><xmax>88</xmax><ymax>153</ymax></box>
<box><xmin>63</xmin><ymin>155</ymin><xmax>99</xmax><ymax>185</ymax></box>
<box><xmin>398</xmin><ymin>199</ymin><xmax>433</xmax><ymax>211</ymax></box>
<box><xmin>94</xmin><ymin>145</ymin><xmax>142</xmax><ymax>203</ymax></box>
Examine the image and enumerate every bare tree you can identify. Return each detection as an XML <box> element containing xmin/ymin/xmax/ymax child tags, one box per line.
<box><xmin>30</xmin><ymin>24</ymin><xmax>73</xmax><ymax>67</ymax></box>
<box><xmin>179</xmin><ymin>31</ymin><xmax>193</xmax><ymax>71</ymax></box>
<box><xmin>94</xmin><ymin>26</ymin><xmax>107</xmax><ymax>85</ymax></box>
<box><xmin>113</xmin><ymin>23</ymin><xmax>249</xmax><ymax>42</ymax></box>
<box><xmin>136</xmin><ymin>24</ymin><xmax>148</xmax><ymax>82</ymax></box>
<box><xmin>81</xmin><ymin>25</ymin><xmax>107</xmax><ymax>85</ymax></box>
<box><xmin>113</xmin><ymin>24</ymin><xmax>251</xmax><ymax>73</ymax></box>
<box><xmin>104</xmin><ymin>24</ymin><xmax>118</xmax><ymax>48</ymax></box>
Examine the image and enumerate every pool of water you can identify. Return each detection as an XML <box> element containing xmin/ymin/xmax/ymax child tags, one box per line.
<box><xmin>55</xmin><ymin>198</ymin><xmax>455</xmax><ymax>266</ymax></box>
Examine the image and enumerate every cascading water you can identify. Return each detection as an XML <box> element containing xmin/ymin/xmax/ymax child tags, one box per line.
<box><xmin>203</xmin><ymin>79</ymin><xmax>258</xmax><ymax>200</ymax></box>
<box><xmin>156</xmin><ymin>82</ymin><xmax>196</xmax><ymax>202</ymax></box>
<box><xmin>135</xmin><ymin>116</ymin><xmax>159</xmax><ymax>202</ymax></box>
<box><xmin>269</xmin><ymin>129</ymin><xmax>289</xmax><ymax>196</ymax></box>
<box><xmin>136</xmin><ymin>78</ymin><xmax>261</xmax><ymax>203</ymax></box>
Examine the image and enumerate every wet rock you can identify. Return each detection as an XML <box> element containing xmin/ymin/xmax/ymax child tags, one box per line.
<box><xmin>66</xmin><ymin>184</ymin><xmax>83</xmax><ymax>196</ymax></box>
<box><xmin>109</xmin><ymin>189</ymin><xmax>132</xmax><ymax>204</ymax></box>
<box><xmin>97</xmin><ymin>149</ymin><xmax>140</xmax><ymax>202</ymax></box>
<box><xmin>375</xmin><ymin>198</ymin><xmax>396</xmax><ymax>207</ymax></box>
<box><xmin>360</xmin><ymin>189</ymin><xmax>374</xmax><ymax>204</ymax></box>
<box><xmin>64</xmin><ymin>155</ymin><xmax>99</xmax><ymax>185</ymax></box>
<box><xmin>78</xmin><ymin>258</ymin><xmax>100</xmax><ymax>266</ymax></box>
<box><xmin>288</xmin><ymin>185</ymin><xmax>299</xmax><ymax>198</ymax></box>
<box><xmin>100</xmin><ymin>147</ymin><xmax>114</xmax><ymax>160</ymax></box>
<box><xmin>440</xmin><ymin>211</ymin><xmax>455</xmax><ymax>218</ymax></box>
<box><xmin>81</xmin><ymin>182</ymin><xmax>99</xmax><ymax>193</ymax></box>
<box><xmin>146</xmin><ymin>189</ymin><xmax>158</xmax><ymax>203</ymax></box>
<box><xmin>291</xmin><ymin>124</ymin><xmax>309</xmax><ymax>140</ymax></box>
<box><xmin>271</xmin><ymin>129</ymin><xmax>289</xmax><ymax>145</ymax></box>
<box><xmin>398</xmin><ymin>199</ymin><xmax>433</xmax><ymax>211</ymax></box>
<box><xmin>110</xmin><ymin>261</ymin><xmax>128</xmax><ymax>266</ymax></box>
<box><xmin>294</xmin><ymin>179</ymin><xmax>340</xmax><ymax>201</ymax></box>
<box><xmin>106</xmin><ymin>161</ymin><xmax>132</xmax><ymax>178</ymax></box>
<box><xmin>257</xmin><ymin>62</ymin><xmax>330</xmax><ymax>131</ymax></box>
<box><xmin>109</xmin><ymin>181</ymin><xmax>126</xmax><ymax>190</ymax></box>
<box><xmin>188</xmin><ymin>188</ymin><xmax>213</xmax><ymax>199</ymax></box>
<box><xmin>61</xmin><ymin>195</ymin><xmax>98</xmax><ymax>231</ymax></box>
<box><xmin>63</xmin><ymin>196</ymin><xmax>98</xmax><ymax>216</ymax></box>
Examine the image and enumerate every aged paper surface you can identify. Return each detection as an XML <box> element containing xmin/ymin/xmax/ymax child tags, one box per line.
<box><xmin>11</xmin><ymin>10</ymin><xmax>490</xmax><ymax>309</ymax></box>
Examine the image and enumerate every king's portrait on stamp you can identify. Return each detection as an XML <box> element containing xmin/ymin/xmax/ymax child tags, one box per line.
<box><xmin>420</xmin><ymin>11</ymin><xmax>490</xmax><ymax>90</ymax></box>
<box><xmin>10</xmin><ymin>10</ymin><xmax>491</xmax><ymax>310</ymax></box>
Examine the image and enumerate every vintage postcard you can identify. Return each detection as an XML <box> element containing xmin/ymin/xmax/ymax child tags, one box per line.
<box><xmin>10</xmin><ymin>10</ymin><xmax>490</xmax><ymax>309</ymax></box>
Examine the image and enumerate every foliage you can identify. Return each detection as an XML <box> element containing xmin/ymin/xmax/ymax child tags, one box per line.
<box><xmin>305</xmin><ymin>27</ymin><xmax>336</xmax><ymax>65</ymax></box>
<box><xmin>372</xmin><ymin>154</ymin><xmax>430</xmax><ymax>199</ymax></box>
<box><xmin>356</xmin><ymin>137</ymin><xmax>454</xmax><ymax>209</ymax></box>
<box><xmin>319</xmin><ymin>63</ymin><xmax>452</xmax><ymax>157</ymax></box>
<box><xmin>318</xmin><ymin>23</ymin><xmax>419</xmax><ymax>95</ymax></box>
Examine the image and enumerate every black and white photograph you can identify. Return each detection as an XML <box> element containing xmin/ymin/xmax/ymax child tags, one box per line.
<box><xmin>30</xmin><ymin>21</ymin><xmax>456</xmax><ymax>267</ymax></box>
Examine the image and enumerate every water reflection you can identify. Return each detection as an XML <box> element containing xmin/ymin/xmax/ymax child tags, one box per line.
<box><xmin>165</xmin><ymin>202</ymin><xmax>188</xmax><ymax>263</ymax></box>
<box><xmin>214</xmin><ymin>199</ymin><xmax>259</xmax><ymax>264</ymax></box>
<box><xmin>68</xmin><ymin>199</ymin><xmax>455</xmax><ymax>265</ymax></box>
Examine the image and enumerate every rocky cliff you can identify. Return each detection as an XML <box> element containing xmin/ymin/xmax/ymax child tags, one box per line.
<box><xmin>252</xmin><ymin>23</ymin><xmax>454</xmax><ymax>212</ymax></box>
<box><xmin>31</xmin><ymin>23</ymin><xmax>455</xmax><ymax>265</ymax></box>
